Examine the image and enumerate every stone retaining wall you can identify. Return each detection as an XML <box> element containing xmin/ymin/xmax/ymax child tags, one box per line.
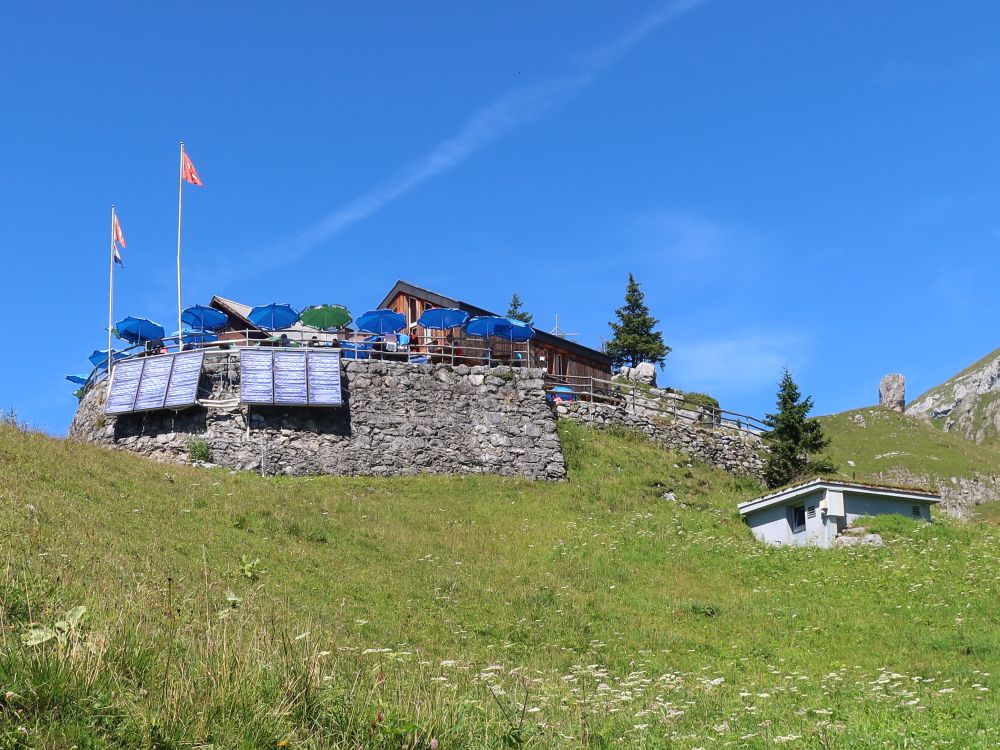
<box><xmin>555</xmin><ymin>399</ymin><xmax>765</xmax><ymax>480</ymax></box>
<box><xmin>69</xmin><ymin>360</ymin><xmax>565</xmax><ymax>480</ymax></box>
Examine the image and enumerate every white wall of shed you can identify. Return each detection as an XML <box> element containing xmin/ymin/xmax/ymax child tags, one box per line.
<box><xmin>843</xmin><ymin>491</ymin><xmax>933</xmax><ymax>525</ymax></box>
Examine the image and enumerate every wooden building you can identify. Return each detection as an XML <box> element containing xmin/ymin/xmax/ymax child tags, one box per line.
<box><xmin>378</xmin><ymin>280</ymin><xmax>612</xmax><ymax>379</ymax></box>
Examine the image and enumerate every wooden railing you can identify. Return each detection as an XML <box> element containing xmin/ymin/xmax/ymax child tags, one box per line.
<box><xmin>544</xmin><ymin>374</ymin><xmax>768</xmax><ymax>436</ymax></box>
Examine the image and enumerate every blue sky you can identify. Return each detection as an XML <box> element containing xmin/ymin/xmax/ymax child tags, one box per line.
<box><xmin>2</xmin><ymin>1</ymin><xmax>999</xmax><ymax>434</ymax></box>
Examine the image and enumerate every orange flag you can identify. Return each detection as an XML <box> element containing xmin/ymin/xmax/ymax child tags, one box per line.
<box><xmin>182</xmin><ymin>150</ymin><xmax>203</xmax><ymax>186</ymax></box>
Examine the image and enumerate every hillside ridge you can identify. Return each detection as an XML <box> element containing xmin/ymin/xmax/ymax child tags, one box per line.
<box><xmin>905</xmin><ymin>345</ymin><xmax>1000</xmax><ymax>444</ymax></box>
<box><xmin>819</xmin><ymin>405</ymin><xmax>1000</xmax><ymax>517</ymax></box>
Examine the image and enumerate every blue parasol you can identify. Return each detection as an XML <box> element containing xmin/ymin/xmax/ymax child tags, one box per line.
<box><xmin>355</xmin><ymin>309</ymin><xmax>406</xmax><ymax>335</ymax></box>
<box><xmin>66</xmin><ymin>374</ymin><xmax>88</xmax><ymax>385</ymax></box>
<box><xmin>417</xmin><ymin>308</ymin><xmax>469</xmax><ymax>330</ymax></box>
<box><xmin>493</xmin><ymin>319</ymin><xmax>535</xmax><ymax>342</ymax></box>
<box><xmin>88</xmin><ymin>349</ymin><xmax>126</xmax><ymax>370</ymax></box>
<box><xmin>175</xmin><ymin>328</ymin><xmax>219</xmax><ymax>345</ymax></box>
<box><xmin>464</xmin><ymin>316</ymin><xmax>509</xmax><ymax>337</ymax></box>
<box><xmin>182</xmin><ymin>304</ymin><xmax>229</xmax><ymax>331</ymax></box>
<box><xmin>248</xmin><ymin>303</ymin><xmax>300</xmax><ymax>331</ymax></box>
<box><xmin>115</xmin><ymin>316</ymin><xmax>166</xmax><ymax>344</ymax></box>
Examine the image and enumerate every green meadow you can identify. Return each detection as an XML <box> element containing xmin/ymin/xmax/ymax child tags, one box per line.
<box><xmin>0</xmin><ymin>420</ymin><xmax>997</xmax><ymax>748</ymax></box>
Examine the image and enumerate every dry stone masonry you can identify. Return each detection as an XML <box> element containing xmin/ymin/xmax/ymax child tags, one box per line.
<box><xmin>70</xmin><ymin>360</ymin><xmax>566</xmax><ymax>479</ymax></box>
<box><xmin>555</xmin><ymin>399</ymin><xmax>765</xmax><ymax>480</ymax></box>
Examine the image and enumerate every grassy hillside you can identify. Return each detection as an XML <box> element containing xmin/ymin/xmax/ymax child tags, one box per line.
<box><xmin>819</xmin><ymin>406</ymin><xmax>1000</xmax><ymax>522</ymax></box>
<box><xmin>819</xmin><ymin>406</ymin><xmax>1000</xmax><ymax>482</ymax></box>
<box><xmin>1</xmin><ymin>422</ymin><xmax>998</xmax><ymax>748</ymax></box>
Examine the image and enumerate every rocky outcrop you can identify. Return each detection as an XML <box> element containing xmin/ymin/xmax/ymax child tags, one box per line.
<box><xmin>905</xmin><ymin>347</ymin><xmax>1000</xmax><ymax>443</ymax></box>
<box><xmin>614</xmin><ymin>362</ymin><xmax>657</xmax><ymax>387</ymax></box>
<box><xmin>555</xmin><ymin>399</ymin><xmax>764</xmax><ymax>480</ymax></box>
<box><xmin>879</xmin><ymin>374</ymin><xmax>906</xmax><ymax>412</ymax></box>
<box><xmin>69</xmin><ymin>360</ymin><xmax>565</xmax><ymax>480</ymax></box>
<box><xmin>871</xmin><ymin>466</ymin><xmax>1000</xmax><ymax>520</ymax></box>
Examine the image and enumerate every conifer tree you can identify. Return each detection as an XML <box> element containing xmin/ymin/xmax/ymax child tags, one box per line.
<box><xmin>762</xmin><ymin>369</ymin><xmax>834</xmax><ymax>488</ymax></box>
<box><xmin>606</xmin><ymin>273</ymin><xmax>670</xmax><ymax>369</ymax></box>
<box><xmin>506</xmin><ymin>293</ymin><xmax>533</xmax><ymax>325</ymax></box>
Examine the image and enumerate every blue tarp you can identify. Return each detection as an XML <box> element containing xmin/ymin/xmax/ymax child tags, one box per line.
<box><xmin>65</xmin><ymin>374</ymin><xmax>88</xmax><ymax>385</ymax></box>
<box><xmin>115</xmin><ymin>316</ymin><xmax>166</xmax><ymax>344</ymax></box>
<box><xmin>338</xmin><ymin>340</ymin><xmax>372</xmax><ymax>360</ymax></box>
<box><xmin>355</xmin><ymin>309</ymin><xmax>406</xmax><ymax>334</ymax></box>
<box><xmin>547</xmin><ymin>385</ymin><xmax>576</xmax><ymax>402</ymax></box>
<box><xmin>248</xmin><ymin>303</ymin><xmax>300</xmax><ymax>331</ymax></box>
<box><xmin>417</xmin><ymin>308</ymin><xmax>469</xmax><ymax>330</ymax></box>
<box><xmin>463</xmin><ymin>316</ymin><xmax>535</xmax><ymax>341</ymax></box>
<box><xmin>182</xmin><ymin>304</ymin><xmax>229</xmax><ymax>331</ymax></box>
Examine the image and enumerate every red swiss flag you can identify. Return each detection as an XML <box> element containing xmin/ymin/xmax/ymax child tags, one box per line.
<box><xmin>182</xmin><ymin>150</ymin><xmax>203</xmax><ymax>186</ymax></box>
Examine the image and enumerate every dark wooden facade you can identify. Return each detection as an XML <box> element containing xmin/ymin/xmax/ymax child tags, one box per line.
<box><xmin>378</xmin><ymin>281</ymin><xmax>612</xmax><ymax>379</ymax></box>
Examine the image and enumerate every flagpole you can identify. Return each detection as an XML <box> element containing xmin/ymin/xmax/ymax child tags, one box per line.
<box><xmin>176</xmin><ymin>142</ymin><xmax>184</xmax><ymax>351</ymax></box>
<box><xmin>108</xmin><ymin>205</ymin><xmax>116</xmax><ymax>379</ymax></box>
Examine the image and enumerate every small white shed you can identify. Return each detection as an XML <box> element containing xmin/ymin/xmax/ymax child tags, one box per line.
<box><xmin>738</xmin><ymin>479</ymin><xmax>940</xmax><ymax>548</ymax></box>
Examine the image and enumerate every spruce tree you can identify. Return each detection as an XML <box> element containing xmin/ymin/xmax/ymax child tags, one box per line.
<box><xmin>606</xmin><ymin>273</ymin><xmax>670</xmax><ymax>369</ymax></box>
<box><xmin>762</xmin><ymin>369</ymin><xmax>834</xmax><ymax>488</ymax></box>
<box><xmin>506</xmin><ymin>293</ymin><xmax>533</xmax><ymax>325</ymax></box>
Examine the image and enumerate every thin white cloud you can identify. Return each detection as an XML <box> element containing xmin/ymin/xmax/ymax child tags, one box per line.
<box><xmin>278</xmin><ymin>0</ymin><xmax>705</xmax><ymax>262</ymax></box>
<box><xmin>669</xmin><ymin>332</ymin><xmax>806</xmax><ymax>395</ymax></box>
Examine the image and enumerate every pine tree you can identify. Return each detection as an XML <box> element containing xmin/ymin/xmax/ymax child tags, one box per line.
<box><xmin>762</xmin><ymin>369</ymin><xmax>834</xmax><ymax>488</ymax></box>
<box><xmin>606</xmin><ymin>273</ymin><xmax>670</xmax><ymax>369</ymax></box>
<box><xmin>506</xmin><ymin>293</ymin><xmax>533</xmax><ymax>325</ymax></box>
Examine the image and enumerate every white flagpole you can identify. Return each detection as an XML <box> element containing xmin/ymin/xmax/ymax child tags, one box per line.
<box><xmin>176</xmin><ymin>142</ymin><xmax>184</xmax><ymax>351</ymax></box>
<box><xmin>108</xmin><ymin>204</ymin><xmax>116</xmax><ymax>378</ymax></box>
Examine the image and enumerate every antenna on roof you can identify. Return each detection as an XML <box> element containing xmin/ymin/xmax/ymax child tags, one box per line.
<box><xmin>549</xmin><ymin>314</ymin><xmax>578</xmax><ymax>340</ymax></box>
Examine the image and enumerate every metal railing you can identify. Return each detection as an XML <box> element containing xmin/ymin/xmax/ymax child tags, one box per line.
<box><xmin>544</xmin><ymin>373</ymin><xmax>768</xmax><ymax>436</ymax></box>
<box><xmin>81</xmin><ymin>330</ymin><xmax>536</xmax><ymax>396</ymax></box>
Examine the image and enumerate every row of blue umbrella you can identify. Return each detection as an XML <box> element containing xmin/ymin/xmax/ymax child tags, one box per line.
<box><xmin>74</xmin><ymin>302</ymin><xmax>535</xmax><ymax>385</ymax></box>
<box><xmin>244</xmin><ymin>304</ymin><xmax>535</xmax><ymax>342</ymax></box>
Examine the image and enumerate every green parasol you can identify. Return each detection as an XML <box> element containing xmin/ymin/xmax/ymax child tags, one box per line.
<box><xmin>300</xmin><ymin>304</ymin><xmax>352</xmax><ymax>331</ymax></box>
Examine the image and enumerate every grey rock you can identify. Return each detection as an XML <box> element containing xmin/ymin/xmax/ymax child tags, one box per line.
<box><xmin>834</xmin><ymin>533</ymin><xmax>884</xmax><ymax>548</ymax></box>
<box><xmin>879</xmin><ymin>374</ymin><xmax>906</xmax><ymax>412</ymax></box>
<box><xmin>615</xmin><ymin>362</ymin><xmax>658</xmax><ymax>387</ymax></box>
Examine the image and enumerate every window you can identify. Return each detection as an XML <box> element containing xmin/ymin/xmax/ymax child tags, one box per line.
<box><xmin>790</xmin><ymin>505</ymin><xmax>806</xmax><ymax>532</ymax></box>
<box><xmin>806</xmin><ymin>506</ymin><xmax>816</xmax><ymax>519</ymax></box>
<box><xmin>912</xmin><ymin>505</ymin><xmax>921</xmax><ymax>517</ymax></box>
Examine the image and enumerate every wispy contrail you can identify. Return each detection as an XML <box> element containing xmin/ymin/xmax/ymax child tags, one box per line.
<box><xmin>280</xmin><ymin>0</ymin><xmax>705</xmax><ymax>261</ymax></box>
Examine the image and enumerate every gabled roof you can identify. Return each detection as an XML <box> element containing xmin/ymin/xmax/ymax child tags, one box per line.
<box><xmin>738</xmin><ymin>478</ymin><xmax>941</xmax><ymax>516</ymax></box>
<box><xmin>378</xmin><ymin>280</ymin><xmax>611</xmax><ymax>364</ymax></box>
<box><xmin>211</xmin><ymin>295</ymin><xmax>255</xmax><ymax>328</ymax></box>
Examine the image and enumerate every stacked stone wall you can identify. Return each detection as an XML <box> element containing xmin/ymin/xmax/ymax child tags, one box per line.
<box><xmin>555</xmin><ymin>399</ymin><xmax>765</xmax><ymax>480</ymax></box>
<box><xmin>69</xmin><ymin>360</ymin><xmax>565</xmax><ymax>480</ymax></box>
